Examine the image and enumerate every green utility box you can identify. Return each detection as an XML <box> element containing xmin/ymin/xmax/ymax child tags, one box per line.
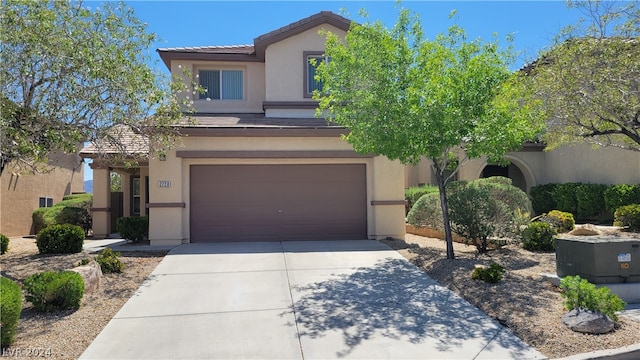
<box><xmin>556</xmin><ymin>236</ymin><xmax>640</xmax><ymax>284</ymax></box>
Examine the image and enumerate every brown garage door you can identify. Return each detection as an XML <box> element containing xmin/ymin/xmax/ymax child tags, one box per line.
<box><xmin>190</xmin><ymin>164</ymin><xmax>367</xmax><ymax>242</ymax></box>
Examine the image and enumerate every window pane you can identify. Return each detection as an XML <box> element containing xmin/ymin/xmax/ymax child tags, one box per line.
<box><xmin>133</xmin><ymin>197</ymin><xmax>141</xmax><ymax>215</ymax></box>
<box><xmin>307</xmin><ymin>56</ymin><xmax>324</xmax><ymax>93</ymax></box>
<box><xmin>199</xmin><ymin>70</ymin><xmax>220</xmax><ymax>99</ymax></box>
<box><xmin>133</xmin><ymin>178</ymin><xmax>140</xmax><ymax>196</ymax></box>
<box><xmin>39</xmin><ymin>197</ymin><xmax>46</xmax><ymax>208</ymax></box>
<box><xmin>222</xmin><ymin>70</ymin><xmax>243</xmax><ymax>100</ymax></box>
<box><xmin>47</xmin><ymin>198</ymin><xmax>53</xmax><ymax>207</ymax></box>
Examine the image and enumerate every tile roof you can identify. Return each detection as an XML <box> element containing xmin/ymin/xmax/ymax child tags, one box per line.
<box><xmin>156</xmin><ymin>45</ymin><xmax>255</xmax><ymax>54</ymax></box>
<box><xmin>157</xmin><ymin>11</ymin><xmax>352</xmax><ymax>68</ymax></box>
<box><xmin>183</xmin><ymin>113</ymin><xmax>341</xmax><ymax>128</ymax></box>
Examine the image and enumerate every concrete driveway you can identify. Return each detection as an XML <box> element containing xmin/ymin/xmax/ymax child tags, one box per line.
<box><xmin>81</xmin><ymin>240</ymin><xmax>545</xmax><ymax>359</ymax></box>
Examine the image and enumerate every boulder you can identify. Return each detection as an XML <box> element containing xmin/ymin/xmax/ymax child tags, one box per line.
<box><xmin>71</xmin><ymin>260</ymin><xmax>103</xmax><ymax>293</ymax></box>
<box><xmin>562</xmin><ymin>309</ymin><xmax>615</xmax><ymax>334</ymax></box>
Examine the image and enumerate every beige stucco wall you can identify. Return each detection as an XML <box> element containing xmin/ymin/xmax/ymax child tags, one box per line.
<box><xmin>0</xmin><ymin>154</ymin><xmax>84</xmax><ymax>237</ymax></box>
<box><xmin>148</xmin><ymin>136</ymin><xmax>405</xmax><ymax>245</ymax></box>
<box><xmin>170</xmin><ymin>60</ymin><xmax>265</xmax><ymax>113</ymax></box>
<box><xmin>405</xmin><ymin>144</ymin><xmax>640</xmax><ymax>191</ymax></box>
<box><xmin>265</xmin><ymin>24</ymin><xmax>346</xmax><ymax>102</ymax></box>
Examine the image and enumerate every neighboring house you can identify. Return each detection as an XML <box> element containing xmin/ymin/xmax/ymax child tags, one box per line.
<box><xmin>405</xmin><ymin>143</ymin><xmax>640</xmax><ymax>193</ymax></box>
<box><xmin>0</xmin><ymin>153</ymin><xmax>84</xmax><ymax>236</ymax></box>
<box><xmin>81</xmin><ymin>11</ymin><xmax>406</xmax><ymax>245</ymax></box>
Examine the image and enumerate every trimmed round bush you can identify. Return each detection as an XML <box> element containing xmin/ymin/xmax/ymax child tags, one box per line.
<box><xmin>614</xmin><ymin>204</ymin><xmax>640</xmax><ymax>231</ymax></box>
<box><xmin>407</xmin><ymin>192</ymin><xmax>443</xmax><ymax>230</ymax></box>
<box><xmin>522</xmin><ymin>221</ymin><xmax>556</xmax><ymax>251</ymax></box>
<box><xmin>1</xmin><ymin>233</ymin><xmax>9</xmax><ymax>255</ymax></box>
<box><xmin>404</xmin><ymin>185</ymin><xmax>438</xmax><ymax>214</ymax></box>
<box><xmin>1</xmin><ymin>277</ymin><xmax>22</xmax><ymax>347</ymax></box>
<box><xmin>24</xmin><ymin>271</ymin><xmax>85</xmax><ymax>312</ymax></box>
<box><xmin>36</xmin><ymin>224</ymin><xmax>85</xmax><ymax>254</ymax></box>
<box><xmin>541</xmin><ymin>210</ymin><xmax>575</xmax><ymax>233</ymax></box>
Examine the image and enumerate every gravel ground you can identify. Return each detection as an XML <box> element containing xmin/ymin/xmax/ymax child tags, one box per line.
<box><xmin>1</xmin><ymin>237</ymin><xmax>166</xmax><ymax>359</ymax></box>
<box><xmin>382</xmin><ymin>230</ymin><xmax>640</xmax><ymax>359</ymax></box>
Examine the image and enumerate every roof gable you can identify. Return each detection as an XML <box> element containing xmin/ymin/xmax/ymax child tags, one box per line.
<box><xmin>157</xmin><ymin>11</ymin><xmax>352</xmax><ymax>68</ymax></box>
<box><xmin>253</xmin><ymin>11</ymin><xmax>351</xmax><ymax>61</ymax></box>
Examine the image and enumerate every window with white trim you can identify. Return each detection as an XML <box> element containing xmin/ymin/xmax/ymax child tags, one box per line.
<box><xmin>198</xmin><ymin>69</ymin><xmax>243</xmax><ymax>100</ymax></box>
<box><xmin>39</xmin><ymin>197</ymin><xmax>53</xmax><ymax>208</ymax></box>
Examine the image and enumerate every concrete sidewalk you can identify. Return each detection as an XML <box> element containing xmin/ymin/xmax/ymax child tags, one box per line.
<box><xmin>80</xmin><ymin>240</ymin><xmax>545</xmax><ymax>359</ymax></box>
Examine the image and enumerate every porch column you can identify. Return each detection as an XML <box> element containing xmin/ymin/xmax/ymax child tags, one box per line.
<box><xmin>91</xmin><ymin>164</ymin><xmax>111</xmax><ymax>238</ymax></box>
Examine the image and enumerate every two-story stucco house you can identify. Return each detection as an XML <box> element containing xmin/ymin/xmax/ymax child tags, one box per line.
<box><xmin>82</xmin><ymin>11</ymin><xmax>407</xmax><ymax>245</ymax></box>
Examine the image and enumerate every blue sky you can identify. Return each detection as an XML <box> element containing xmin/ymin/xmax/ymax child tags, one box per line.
<box><xmin>84</xmin><ymin>0</ymin><xmax>584</xmax><ymax>181</ymax></box>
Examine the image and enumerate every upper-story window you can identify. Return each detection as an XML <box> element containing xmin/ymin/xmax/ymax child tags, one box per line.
<box><xmin>198</xmin><ymin>69</ymin><xmax>243</xmax><ymax>100</ymax></box>
<box><xmin>304</xmin><ymin>51</ymin><xmax>330</xmax><ymax>98</ymax></box>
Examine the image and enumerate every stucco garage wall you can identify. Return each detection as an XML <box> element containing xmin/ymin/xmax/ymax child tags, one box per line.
<box><xmin>148</xmin><ymin>136</ymin><xmax>405</xmax><ymax>245</ymax></box>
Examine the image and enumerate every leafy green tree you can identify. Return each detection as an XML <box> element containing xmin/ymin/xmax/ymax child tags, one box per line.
<box><xmin>521</xmin><ymin>0</ymin><xmax>640</xmax><ymax>152</ymax></box>
<box><xmin>0</xmin><ymin>0</ymin><xmax>193</xmax><ymax>174</ymax></box>
<box><xmin>315</xmin><ymin>9</ymin><xmax>543</xmax><ymax>258</ymax></box>
<box><xmin>110</xmin><ymin>171</ymin><xmax>122</xmax><ymax>192</ymax></box>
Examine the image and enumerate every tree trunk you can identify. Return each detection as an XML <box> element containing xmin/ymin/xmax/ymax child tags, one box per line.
<box><xmin>434</xmin><ymin>166</ymin><xmax>455</xmax><ymax>259</ymax></box>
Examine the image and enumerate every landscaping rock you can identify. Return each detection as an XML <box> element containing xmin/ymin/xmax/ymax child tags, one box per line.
<box><xmin>562</xmin><ymin>309</ymin><xmax>615</xmax><ymax>334</ymax></box>
<box><xmin>569</xmin><ymin>224</ymin><xmax>601</xmax><ymax>236</ymax></box>
<box><xmin>70</xmin><ymin>260</ymin><xmax>102</xmax><ymax>293</ymax></box>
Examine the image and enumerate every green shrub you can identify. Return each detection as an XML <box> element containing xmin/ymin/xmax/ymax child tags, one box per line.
<box><xmin>36</xmin><ymin>224</ymin><xmax>84</xmax><ymax>254</ymax></box>
<box><xmin>31</xmin><ymin>194</ymin><xmax>93</xmax><ymax>234</ymax></box>
<box><xmin>0</xmin><ymin>277</ymin><xmax>22</xmax><ymax>347</ymax></box>
<box><xmin>24</xmin><ymin>271</ymin><xmax>84</xmax><ymax>312</ymax></box>
<box><xmin>404</xmin><ymin>185</ymin><xmax>439</xmax><ymax>214</ymax></box>
<box><xmin>448</xmin><ymin>184</ymin><xmax>500</xmax><ymax>254</ymax></box>
<box><xmin>551</xmin><ymin>183</ymin><xmax>581</xmax><ymax>214</ymax></box>
<box><xmin>575</xmin><ymin>183</ymin><xmax>609</xmax><ymax>220</ymax></box>
<box><xmin>541</xmin><ymin>210</ymin><xmax>575</xmax><ymax>233</ymax></box>
<box><xmin>614</xmin><ymin>204</ymin><xmax>640</xmax><ymax>231</ymax></box>
<box><xmin>471</xmin><ymin>263</ymin><xmax>506</xmax><ymax>283</ymax></box>
<box><xmin>32</xmin><ymin>207</ymin><xmax>49</xmax><ymax>234</ymax></box>
<box><xmin>408</xmin><ymin>178</ymin><xmax>531</xmax><ymax>252</ymax></box>
<box><xmin>407</xmin><ymin>192</ymin><xmax>443</xmax><ymax>230</ymax></box>
<box><xmin>95</xmin><ymin>248</ymin><xmax>124</xmax><ymax>274</ymax></box>
<box><xmin>605</xmin><ymin>184</ymin><xmax>640</xmax><ymax>213</ymax></box>
<box><xmin>77</xmin><ymin>258</ymin><xmax>91</xmax><ymax>266</ymax></box>
<box><xmin>559</xmin><ymin>275</ymin><xmax>626</xmax><ymax>321</ymax></box>
<box><xmin>1</xmin><ymin>233</ymin><xmax>9</xmax><ymax>255</ymax></box>
<box><xmin>522</xmin><ymin>221</ymin><xmax>556</xmax><ymax>251</ymax></box>
<box><xmin>116</xmin><ymin>216</ymin><xmax>149</xmax><ymax>242</ymax></box>
<box><xmin>530</xmin><ymin>183</ymin><xmax>558</xmax><ymax>215</ymax></box>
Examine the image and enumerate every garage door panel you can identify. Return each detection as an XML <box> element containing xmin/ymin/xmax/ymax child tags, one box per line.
<box><xmin>190</xmin><ymin>164</ymin><xmax>367</xmax><ymax>242</ymax></box>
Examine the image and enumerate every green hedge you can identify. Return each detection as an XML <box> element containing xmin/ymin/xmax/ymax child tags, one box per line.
<box><xmin>32</xmin><ymin>193</ymin><xmax>93</xmax><ymax>234</ymax></box>
<box><xmin>24</xmin><ymin>271</ymin><xmax>85</xmax><ymax>312</ymax></box>
<box><xmin>605</xmin><ymin>184</ymin><xmax>640</xmax><ymax>213</ymax></box>
<box><xmin>530</xmin><ymin>182</ymin><xmax>640</xmax><ymax>222</ymax></box>
<box><xmin>117</xmin><ymin>217</ymin><xmax>149</xmax><ymax>242</ymax></box>
<box><xmin>0</xmin><ymin>277</ymin><xmax>22</xmax><ymax>347</ymax></box>
<box><xmin>36</xmin><ymin>224</ymin><xmax>85</xmax><ymax>254</ymax></box>
<box><xmin>614</xmin><ymin>204</ymin><xmax>640</xmax><ymax>231</ymax></box>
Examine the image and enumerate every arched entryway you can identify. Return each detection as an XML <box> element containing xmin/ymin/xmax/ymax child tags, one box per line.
<box><xmin>481</xmin><ymin>164</ymin><xmax>526</xmax><ymax>191</ymax></box>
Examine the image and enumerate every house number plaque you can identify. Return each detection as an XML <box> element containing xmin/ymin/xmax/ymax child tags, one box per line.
<box><xmin>158</xmin><ymin>180</ymin><xmax>171</xmax><ymax>188</ymax></box>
